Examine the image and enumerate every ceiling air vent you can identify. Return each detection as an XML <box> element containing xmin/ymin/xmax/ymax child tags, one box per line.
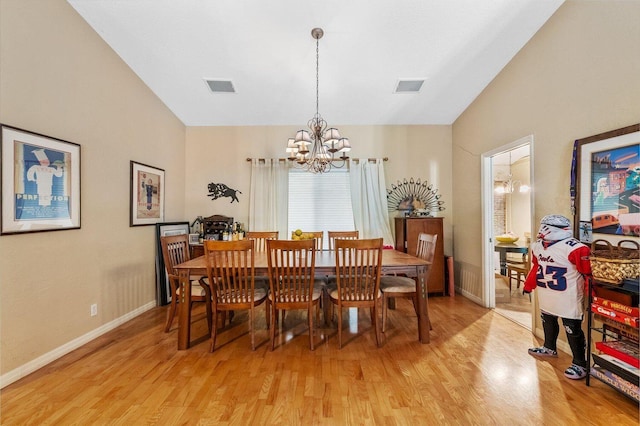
<box><xmin>394</xmin><ymin>79</ymin><xmax>424</xmax><ymax>93</ymax></box>
<box><xmin>205</xmin><ymin>79</ymin><xmax>236</xmax><ymax>93</ymax></box>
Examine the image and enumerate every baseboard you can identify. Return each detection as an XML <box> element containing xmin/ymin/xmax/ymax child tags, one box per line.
<box><xmin>458</xmin><ymin>287</ymin><xmax>483</xmax><ymax>305</ymax></box>
<box><xmin>0</xmin><ymin>301</ymin><xmax>156</xmax><ymax>389</ymax></box>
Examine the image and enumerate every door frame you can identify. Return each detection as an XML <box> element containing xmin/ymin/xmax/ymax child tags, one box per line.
<box><xmin>481</xmin><ymin>135</ymin><xmax>535</xmax><ymax>310</ymax></box>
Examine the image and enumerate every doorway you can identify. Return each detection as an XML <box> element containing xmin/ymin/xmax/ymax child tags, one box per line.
<box><xmin>481</xmin><ymin>136</ymin><xmax>534</xmax><ymax>330</ymax></box>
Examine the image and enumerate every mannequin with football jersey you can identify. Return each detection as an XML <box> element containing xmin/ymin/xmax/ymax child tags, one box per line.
<box><xmin>523</xmin><ymin>215</ymin><xmax>592</xmax><ymax>380</ymax></box>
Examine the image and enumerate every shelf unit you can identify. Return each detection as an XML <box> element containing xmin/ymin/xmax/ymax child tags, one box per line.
<box><xmin>586</xmin><ymin>278</ymin><xmax>639</xmax><ymax>402</ymax></box>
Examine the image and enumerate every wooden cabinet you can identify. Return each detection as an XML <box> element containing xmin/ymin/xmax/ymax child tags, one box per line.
<box><xmin>190</xmin><ymin>244</ymin><xmax>204</xmax><ymax>258</ymax></box>
<box><xmin>394</xmin><ymin>217</ymin><xmax>445</xmax><ymax>295</ymax></box>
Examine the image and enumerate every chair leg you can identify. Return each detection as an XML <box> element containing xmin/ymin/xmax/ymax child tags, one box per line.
<box><xmin>337</xmin><ymin>306</ymin><xmax>343</xmax><ymax>349</ymax></box>
<box><xmin>210</xmin><ymin>310</ymin><xmax>218</xmax><ymax>352</ymax></box>
<box><xmin>249</xmin><ymin>306</ymin><xmax>255</xmax><ymax>351</ymax></box>
<box><xmin>204</xmin><ymin>298</ymin><xmax>213</xmax><ymax>335</ymax></box>
<box><xmin>164</xmin><ymin>298</ymin><xmax>178</xmax><ymax>332</ymax></box>
<box><xmin>373</xmin><ymin>300</ymin><xmax>381</xmax><ymax>347</ymax></box>
<box><xmin>270</xmin><ymin>303</ymin><xmax>276</xmax><ymax>351</ymax></box>
<box><xmin>308</xmin><ymin>305</ymin><xmax>315</xmax><ymax>351</ymax></box>
<box><xmin>382</xmin><ymin>293</ymin><xmax>389</xmax><ymax>333</ymax></box>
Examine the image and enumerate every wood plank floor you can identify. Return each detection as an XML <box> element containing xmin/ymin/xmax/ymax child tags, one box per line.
<box><xmin>1</xmin><ymin>296</ymin><xmax>638</xmax><ymax>425</ymax></box>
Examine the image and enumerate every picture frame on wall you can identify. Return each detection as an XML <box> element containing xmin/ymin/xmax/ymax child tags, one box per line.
<box><xmin>130</xmin><ymin>161</ymin><xmax>165</xmax><ymax>226</ymax></box>
<box><xmin>574</xmin><ymin>123</ymin><xmax>640</xmax><ymax>243</ymax></box>
<box><xmin>1</xmin><ymin>124</ymin><xmax>81</xmax><ymax>235</ymax></box>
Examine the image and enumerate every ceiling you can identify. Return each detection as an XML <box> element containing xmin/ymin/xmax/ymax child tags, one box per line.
<box><xmin>67</xmin><ymin>0</ymin><xmax>563</xmax><ymax>127</ymax></box>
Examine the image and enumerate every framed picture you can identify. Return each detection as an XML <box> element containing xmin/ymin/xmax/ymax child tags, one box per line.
<box><xmin>574</xmin><ymin>123</ymin><xmax>640</xmax><ymax>243</ymax></box>
<box><xmin>1</xmin><ymin>124</ymin><xmax>81</xmax><ymax>235</ymax></box>
<box><xmin>155</xmin><ymin>221</ymin><xmax>190</xmax><ymax>306</ymax></box>
<box><xmin>130</xmin><ymin>161</ymin><xmax>164</xmax><ymax>226</ymax></box>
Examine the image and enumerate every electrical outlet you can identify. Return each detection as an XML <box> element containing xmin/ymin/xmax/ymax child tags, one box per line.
<box><xmin>90</xmin><ymin>304</ymin><xmax>98</xmax><ymax>317</ymax></box>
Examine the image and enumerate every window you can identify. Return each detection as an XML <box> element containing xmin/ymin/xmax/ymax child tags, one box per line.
<box><xmin>287</xmin><ymin>169</ymin><xmax>355</xmax><ymax>249</ymax></box>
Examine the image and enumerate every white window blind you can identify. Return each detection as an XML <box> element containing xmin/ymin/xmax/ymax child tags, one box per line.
<box><xmin>288</xmin><ymin>169</ymin><xmax>355</xmax><ymax>249</ymax></box>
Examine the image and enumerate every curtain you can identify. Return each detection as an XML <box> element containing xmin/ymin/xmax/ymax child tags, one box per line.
<box><xmin>249</xmin><ymin>159</ymin><xmax>289</xmax><ymax>238</ymax></box>
<box><xmin>349</xmin><ymin>159</ymin><xmax>394</xmax><ymax>245</ymax></box>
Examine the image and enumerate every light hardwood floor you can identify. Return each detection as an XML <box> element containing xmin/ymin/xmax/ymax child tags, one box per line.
<box><xmin>1</xmin><ymin>296</ymin><xmax>638</xmax><ymax>425</ymax></box>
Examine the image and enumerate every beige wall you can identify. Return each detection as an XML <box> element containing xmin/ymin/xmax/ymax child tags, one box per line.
<box><xmin>0</xmin><ymin>0</ymin><xmax>186</xmax><ymax>378</ymax></box>
<box><xmin>508</xmin><ymin>157</ymin><xmax>532</xmax><ymax>240</ymax></box>
<box><xmin>185</xmin><ymin>125</ymin><xmax>454</xmax><ymax>253</ymax></box>
<box><xmin>452</xmin><ymin>1</ymin><xmax>640</xmax><ymax>308</ymax></box>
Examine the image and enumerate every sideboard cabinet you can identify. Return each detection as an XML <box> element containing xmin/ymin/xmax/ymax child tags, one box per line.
<box><xmin>394</xmin><ymin>217</ymin><xmax>445</xmax><ymax>295</ymax></box>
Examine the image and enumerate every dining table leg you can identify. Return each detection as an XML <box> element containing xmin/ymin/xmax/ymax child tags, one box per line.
<box><xmin>415</xmin><ymin>264</ymin><xmax>430</xmax><ymax>343</ymax></box>
<box><xmin>178</xmin><ymin>269</ymin><xmax>192</xmax><ymax>350</ymax></box>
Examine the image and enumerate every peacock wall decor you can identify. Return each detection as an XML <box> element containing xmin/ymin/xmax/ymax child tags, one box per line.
<box><xmin>387</xmin><ymin>178</ymin><xmax>445</xmax><ymax>215</ymax></box>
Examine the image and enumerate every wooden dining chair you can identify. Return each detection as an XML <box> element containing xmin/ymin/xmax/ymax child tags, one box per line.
<box><xmin>266</xmin><ymin>239</ymin><xmax>322</xmax><ymax>350</ymax></box>
<box><xmin>160</xmin><ymin>234</ymin><xmax>212</xmax><ymax>334</ymax></box>
<box><xmin>203</xmin><ymin>239</ymin><xmax>268</xmax><ymax>352</ymax></box>
<box><xmin>506</xmin><ymin>250</ymin><xmax>531</xmax><ymax>292</ymax></box>
<box><xmin>245</xmin><ymin>231</ymin><xmax>279</xmax><ymax>252</ymax></box>
<box><xmin>308</xmin><ymin>231</ymin><xmax>324</xmax><ymax>251</ymax></box>
<box><xmin>328</xmin><ymin>230</ymin><xmax>359</xmax><ymax>250</ymax></box>
<box><xmin>328</xmin><ymin>238</ymin><xmax>383</xmax><ymax>348</ymax></box>
<box><xmin>379</xmin><ymin>233</ymin><xmax>437</xmax><ymax>333</ymax></box>
<box><xmin>245</xmin><ymin>231</ymin><xmax>279</xmax><ymax>290</ymax></box>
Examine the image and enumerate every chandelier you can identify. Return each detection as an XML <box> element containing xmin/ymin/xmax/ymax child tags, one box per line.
<box><xmin>495</xmin><ymin>152</ymin><xmax>530</xmax><ymax>194</ymax></box>
<box><xmin>286</xmin><ymin>28</ymin><xmax>350</xmax><ymax>173</ymax></box>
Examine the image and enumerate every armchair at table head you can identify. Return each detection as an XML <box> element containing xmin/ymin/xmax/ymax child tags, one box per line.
<box><xmin>160</xmin><ymin>234</ymin><xmax>212</xmax><ymax>334</ymax></box>
<box><xmin>379</xmin><ymin>233</ymin><xmax>437</xmax><ymax>333</ymax></box>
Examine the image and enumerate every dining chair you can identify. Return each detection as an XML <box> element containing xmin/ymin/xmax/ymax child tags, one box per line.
<box><xmin>328</xmin><ymin>238</ymin><xmax>383</xmax><ymax>348</ymax></box>
<box><xmin>203</xmin><ymin>239</ymin><xmax>268</xmax><ymax>352</ymax></box>
<box><xmin>245</xmin><ymin>231</ymin><xmax>279</xmax><ymax>252</ymax></box>
<box><xmin>506</xmin><ymin>250</ymin><xmax>531</xmax><ymax>292</ymax></box>
<box><xmin>245</xmin><ymin>231</ymin><xmax>279</xmax><ymax>290</ymax></box>
<box><xmin>266</xmin><ymin>239</ymin><xmax>322</xmax><ymax>350</ymax></box>
<box><xmin>379</xmin><ymin>233</ymin><xmax>437</xmax><ymax>333</ymax></box>
<box><xmin>308</xmin><ymin>231</ymin><xmax>324</xmax><ymax>251</ymax></box>
<box><xmin>327</xmin><ymin>230</ymin><xmax>359</xmax><ymax>250</ymax></box>
<box><xmin>160</xmin><ymin>234</ymin><xmax>212</xmax><ymax>334</ymax></box>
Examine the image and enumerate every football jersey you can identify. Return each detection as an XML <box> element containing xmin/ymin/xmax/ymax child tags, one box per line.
<box><xmin>524</xmin><ymin>237</ymin><xmax>591</xmax><ymax>319</ymax></box>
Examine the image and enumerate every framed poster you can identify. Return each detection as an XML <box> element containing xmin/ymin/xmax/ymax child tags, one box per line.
<box><xmin>575</xmin><ymin>123</ymin><xmax>640</xmax><ymax>243</ymax></box>
<box><xmin>155</xmin><ymin>221</ymin><xmax>190</xmax><ymax>306</ymax></box>
<box><xmin>1</xmin><ymin>124</ymin><xmax>81</xmax><ymax>235</ymax></box>
<box><xmin>130</xmin><ymin>161</ymin><xmax>164</xmax><ymax>226</ymax></box>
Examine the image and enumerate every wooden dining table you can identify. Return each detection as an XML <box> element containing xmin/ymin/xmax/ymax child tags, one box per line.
<box><xmin>494</xmin><ymin>242</ymin><xmax>529</xmax><ymax>275</ymax></box>
<box><xmin>173</xmin><ymin>249</ymin><xmax>432</xmax><ymax>349</ymax></box>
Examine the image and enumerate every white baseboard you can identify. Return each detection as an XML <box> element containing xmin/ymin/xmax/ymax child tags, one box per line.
<box><xmin>0</xmin><ymin>301</ymin><xmax>156</xmax><ymax>389</ymax></box>
<box><xmin>458</xmin><ymin>287</ymin><xmax>484</xmax><ymax>306</ymax></box>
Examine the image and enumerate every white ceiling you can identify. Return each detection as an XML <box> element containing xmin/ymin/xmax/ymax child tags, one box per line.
<box><xmin>67</xmin><ymin>0</ymin><xmax>563</xmax><ymax>127</ymax></box>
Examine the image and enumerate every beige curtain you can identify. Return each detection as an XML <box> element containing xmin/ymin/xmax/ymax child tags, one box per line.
<box><xmin>249</xmin><ymin>159</ymin><xmax>289</xmax><ymax>238</ymax></box>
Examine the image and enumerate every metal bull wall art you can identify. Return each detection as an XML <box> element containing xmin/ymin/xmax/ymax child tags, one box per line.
<box><xmin>207</xmin><ymin>183</ymin><xmax>241</xmax><ymax>203</ymax></box>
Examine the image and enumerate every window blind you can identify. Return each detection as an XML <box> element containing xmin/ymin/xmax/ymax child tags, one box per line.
<box><xmin>288</xmin><ymin>169</ymin><xmax>355</xmax><ymax>249</ymax></box>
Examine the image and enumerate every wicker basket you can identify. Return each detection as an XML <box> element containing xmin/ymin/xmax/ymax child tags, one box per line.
<box><xmin>590</xmin><ymin>239</ymin><xmax>640</xmax><ymax>285</ymax></box>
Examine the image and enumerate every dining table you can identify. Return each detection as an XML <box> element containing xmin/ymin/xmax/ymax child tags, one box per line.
<box><xmin>494</xmin><ymin>241</ymin><xmax>529</xmax><ymax>275</ymax></box>
<box><xmin>173</xmin><ymin>249</ymin><xmax>432</xmax><ymax>349</ymax></box>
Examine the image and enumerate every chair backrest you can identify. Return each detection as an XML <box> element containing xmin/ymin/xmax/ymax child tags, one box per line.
<box><xmin>308</xmin><ymin>231</ymin><xmax>324</xmax><ymax>250</ymax></box>
<box><xmin>328</xmin><ymin>230</ymin><xmax>359</xmax><ymax>250</ymax></box>
<box><xmin>416</xmin><ymin>233</ymin><xmax>438</xmax><ymax>263</ymax></box>
<box><xmin>334</xmin><ymin>238</ymin><xmax>383</xmax><ymax>303</ymax></box>
<box><xmin>203</xmin><ymin>239</ymin><xmax>255</xmax><ymax>307</ymax></box>
<box><xmin>160</xmin><ymin>234</ymin><xmax>191</xmax><ymax>276</ymax></box>
<box><xmin>245</xmin><ymin>231</ymin><xmax>279</xmax><ymax>252</ymax></box>
<box><xmin>266</xmin><ymin>239</ymin><xmax>316</xmax><ymax>305</ymax></box>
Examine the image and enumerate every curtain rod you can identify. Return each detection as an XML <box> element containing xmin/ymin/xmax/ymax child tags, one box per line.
<box><xmin>246</xmin><ymin>157</ymin><xmax>388</xmax><ymax>162</ymax></box>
